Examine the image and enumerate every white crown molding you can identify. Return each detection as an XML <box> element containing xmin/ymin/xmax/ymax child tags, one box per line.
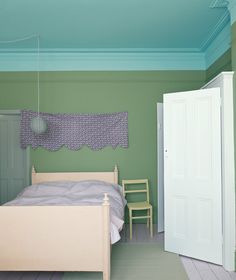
<box><xmin>0</xmin><ymin>51</ymin><xmax>206</xmax><ymax>71</ymax></box>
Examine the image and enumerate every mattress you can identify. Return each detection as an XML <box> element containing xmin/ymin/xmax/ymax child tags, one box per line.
<box><xmin>5</xmin><ymin>180</ymin><xmax>127</xmax><ymax>244</ymax></box>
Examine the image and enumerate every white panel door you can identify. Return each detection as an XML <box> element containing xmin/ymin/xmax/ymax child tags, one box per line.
<box><xmin>164</xmin><ymin>88</ymin><xmax>222</xmax><ymax>264</ymax></box>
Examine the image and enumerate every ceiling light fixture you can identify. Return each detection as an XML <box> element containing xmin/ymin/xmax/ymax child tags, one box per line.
<box><xmin>30</xmin><ymin>35</ymin><xmax>47</xmax><ymax>134</ymax></box>
<box><xmin>0</xmin><ymin>34</ymin><xmax>47</xmax><ymax>134</ymax></box>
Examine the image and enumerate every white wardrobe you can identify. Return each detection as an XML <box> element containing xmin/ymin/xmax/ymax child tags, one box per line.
<box><xmin>157</xmin><ymin>72</ymin><xmax>235</xmax><ymax>271</ymax></box>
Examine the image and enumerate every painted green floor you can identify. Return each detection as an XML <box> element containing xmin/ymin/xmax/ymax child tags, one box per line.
<box><xmin>1</xmin><ymin>225</ymin><xmax>233</xmax><ymax>279</ymax></box>
<box><xmin>63</xmin><ymin>242</ymin><xmax>188</xmax><ymax>280</ymax></box>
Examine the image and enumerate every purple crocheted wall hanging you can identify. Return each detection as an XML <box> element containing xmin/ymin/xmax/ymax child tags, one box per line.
<box><xmin>20</xmin><ymin>110</ymin><xmax>128</xmax><ymax>151</ymax></box>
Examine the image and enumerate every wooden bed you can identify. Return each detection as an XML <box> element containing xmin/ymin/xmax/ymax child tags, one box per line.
<box><xmin>0</xmin><ymin>165</ymin><xmax>119</xmax><ymax>280</ymax></box>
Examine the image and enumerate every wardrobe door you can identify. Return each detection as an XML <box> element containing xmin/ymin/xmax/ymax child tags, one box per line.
<box><xmin>0</xmin><ymin>114</ymin><xmax>29</xmax><ymax>204</ymax></box>
<box><xmin>164</xmin><ymin>88</ymin><xmax>222</xmax><ymax>264</ymax></box>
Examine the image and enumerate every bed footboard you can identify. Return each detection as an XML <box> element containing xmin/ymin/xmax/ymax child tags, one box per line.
<box><xmin>0</xmin><ymin>194</ymin><xmax>110</xmax><ymax>280</ymax></box>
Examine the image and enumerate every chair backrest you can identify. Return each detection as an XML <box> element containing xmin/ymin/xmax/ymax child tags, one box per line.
<box><xmin>122</xmin><ymin>179</ymin><xmax>149</xmax><ymax>203</ymax></box>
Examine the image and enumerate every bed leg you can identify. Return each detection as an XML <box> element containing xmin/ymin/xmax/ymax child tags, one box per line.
<box><xmin>103</xmin><ymin>193</ymin><xmax>110</xmax><ymax>280</ymax></box>
<box><xmin>103</xmin><ymin>270</ymin><xmax>110</xmax><ymax>280</ymax></box>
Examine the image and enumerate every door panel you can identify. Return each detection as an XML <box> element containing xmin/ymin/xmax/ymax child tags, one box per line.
<box><xmin>0</xmin><ymin>115</ymin><xmax>29</xmax><ymax>204</ymax></box>
<box><xmin>164</xmin><ymin>88</ymin><xmax>222</xmax><ymax>264</ymax></box>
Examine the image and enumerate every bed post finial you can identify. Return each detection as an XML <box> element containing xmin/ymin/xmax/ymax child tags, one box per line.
<box><xmin>114</xmin><ymin>165</ymin><xmax>118</xmax><ymax>184</ymax></box>
<box><xmin>32</xmin><ymin>165</ymin><xmax>36</xmax><ymax>174</ymax></box>
<box><xmin>103</xmin><ymin>193</ymin><xmax>110</xmax><ymax>206</ymax></box>
<box><xmin>31</xmin><ymin>165</ymin><xmax>36</xmax><ymax>185</ymax></box>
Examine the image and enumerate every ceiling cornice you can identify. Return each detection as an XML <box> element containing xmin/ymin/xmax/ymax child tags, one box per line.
<box><xmin>0</xmin><ymin>2</ymin><xmax>231</xmax><ymax>72</ymax></box>
<box><xmin>205</xmin><ymin>20</ymin><xmax>231</xmax><ymax>68</ymax></box>
<box><xmin>210</xmin><ymin>0</ymin><xmax>229</xmax><ymax>8</ymax></box>
<box><xmin>0</xmin><ymin>51</ymin><xmax>206</xmax><ymax>71</ymax></box>
<box><xmin>200</xmin><ymin>10</ymin><xmax>230</xmax><ymax>50</ymax></box>
<box><xmin>0</xmin><ymin>47</ymin><xmax>201</xmax><ymax>54</ymax></box>
<box><xmin>227</xmin><ymin>0</ymin><xmax>236</xmax><ymax>24</ymax></box>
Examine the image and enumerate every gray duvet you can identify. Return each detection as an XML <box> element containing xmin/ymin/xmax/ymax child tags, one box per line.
<box><xmin>5</xmin><ymin>180</ymin><xmax>127</xmax><ymax>244</ymax></box>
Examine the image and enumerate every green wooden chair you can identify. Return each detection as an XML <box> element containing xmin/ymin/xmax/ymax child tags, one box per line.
<box><xmin>122</xmin><ymin>179</ymin><xmax>153</xmax><ymax>240</ymax></box>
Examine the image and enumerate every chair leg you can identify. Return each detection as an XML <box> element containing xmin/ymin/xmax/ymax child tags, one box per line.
<box><xmin>129</xmin><ymin>210</ymin><xmax>132</xmax><ymax>240</ymax></box>
<box><xmin>147</xmin><ymin>209</ymin><xmax>149</xmax><ymax>228</ymax></box>
<box><xmin>150</xmin><ymin>207</ymin><xmax>153</xmax><ymax>238</ymax></box>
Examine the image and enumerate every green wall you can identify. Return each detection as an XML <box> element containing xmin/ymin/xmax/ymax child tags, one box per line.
<box><xmin>0</xmin><ymin>71</ymin><xmax>205</xmax><ymax>223</ymax></box>
<box><xmin>0</xmin><ymin>49</ymin><xmax>233</xmax><ymax>225</ymax></box>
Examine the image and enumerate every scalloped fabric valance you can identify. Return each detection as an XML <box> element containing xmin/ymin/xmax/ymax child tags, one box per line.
<box><xmin>20</xmin><ymin>110</ymin><xmax>128</xmax><ymax>151</ymax></box>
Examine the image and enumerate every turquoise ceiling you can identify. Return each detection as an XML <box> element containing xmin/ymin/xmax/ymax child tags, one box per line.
<box><xmin>0</xmin><ymin>0</ymin><xmax>229</xmax><ymax>51</ymax></box>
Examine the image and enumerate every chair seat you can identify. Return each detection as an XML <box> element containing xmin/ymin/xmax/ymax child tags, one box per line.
<box><xmin>127</xmin><ymin>201</ymin><xmax>152</xmax><ymax>210</ymax></box>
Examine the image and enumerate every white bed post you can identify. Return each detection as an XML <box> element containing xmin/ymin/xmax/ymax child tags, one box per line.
<box><xmin>114</xmin><ymin>165</ymin><xmax>118</xmax><ymax>184</ymax></box>
<box><xmin>103</xmin><ymin>193</ymin><xmax>110</xmax><ymax>280</ymax></box>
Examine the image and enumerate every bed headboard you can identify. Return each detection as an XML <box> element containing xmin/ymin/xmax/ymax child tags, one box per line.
<box><xmin>31</xmin><ymin>165</ymin><xmax>118</xmax><ymax>185</ymax></box>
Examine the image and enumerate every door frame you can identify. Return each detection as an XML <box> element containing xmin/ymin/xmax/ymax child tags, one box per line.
<box><xmin>0</xmin><ymin>110</ymin><xmax>30</xmax><ymax>186</ymax></box>
<box><xmin>157</xmin><ymin>103</ymin><xmax>164</xmax><ymax>233</ymax></box>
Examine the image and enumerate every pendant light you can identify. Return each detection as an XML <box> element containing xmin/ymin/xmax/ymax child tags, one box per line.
<box><xmin>30</xmin><ymin>36</ymin><xmax>47</xmax><ymax>134</ymax></box>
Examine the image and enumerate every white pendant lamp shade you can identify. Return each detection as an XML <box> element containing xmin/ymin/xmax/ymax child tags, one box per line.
<box><xmin>30</xmin><ymin>116</ymin><xmax>47</xmax><ymax>134</ymax></box>
<box><xmin>30</xmin><ymin>36</ymin><xmax>47</xmax><ymax>134</ymax></box>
